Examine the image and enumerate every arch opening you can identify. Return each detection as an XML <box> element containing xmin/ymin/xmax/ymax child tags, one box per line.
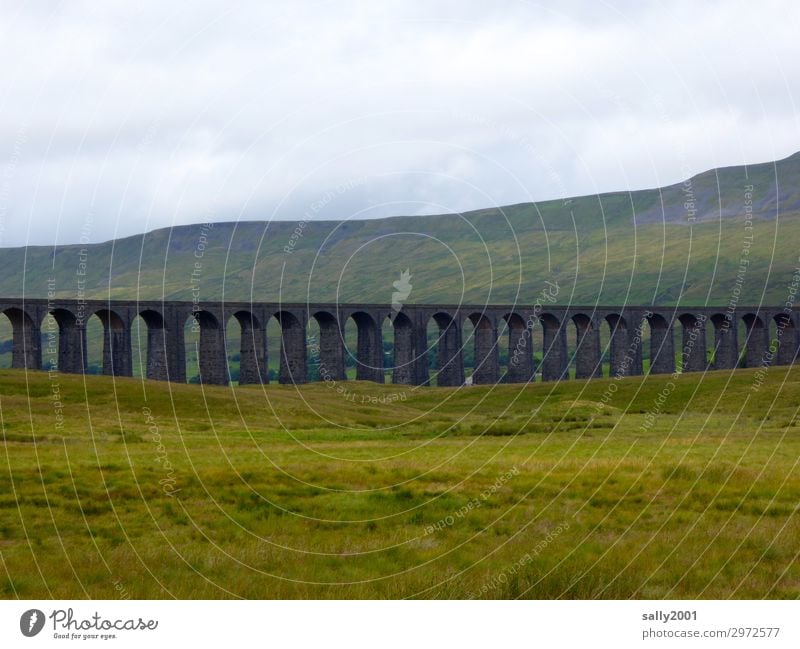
<box><xmin>741</xmin><ymin>313</ymin><xmax>767</xmax><ymax>369</ymax></box>
<box><xmin>0</xmin><ymin>312</ymin><xmax>11</xmax><ymax>369</ymax></box>
<box><xmin>344</xmin><ymin>311</ymin><xmax>384</xmax><ymax>383</ymax></box>
<box><xmin>466</xmin><ymin>313</ymin><xmax>498</xmax><ymax>385</ymax></box>
<box><xmin>85</xmin><ymin>313</ymin><xmax>104</xmax><ymax>375</ymax></box>
<box><xmin>1</xmin><ymin>307</ymin><xmax>39</xmax><ymax>370</ymax></box>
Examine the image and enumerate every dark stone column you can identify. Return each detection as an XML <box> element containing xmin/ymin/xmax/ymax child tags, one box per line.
<box><xmin>713</xmin><ymin>317</ymin><xmax>739</xmax><ymax>369</ymax></box>
<box><xmin>436</xmin><ymin>318</ymin><xmax>464</xmax><ymax>387</ymax></box>
<box><xmin>355</xmin><ymin>315</ymin><xmax>384</xmax><ymax>383</ymax></box>
<box><xmin>680</xmin><ymin>316</ymin><xmax>707</xmax><ymax>373</ymax></box>
<box><xmin>41</xmin><ymin>316</ymin><xmax>59</xmax><ymax>372</ymax></box>
<box><xmin>146</xmin><ymin>309</ymin><xmax>185</xmax><ymax>383</ymax></box>
<box><xmin>278</xmin><ymin>313</ymin><xmax>307</xmax><ymax>384</ymax></box>
<box><xmin>171</xmin><ymin>324</ymin><xmax>186</xmax><ymax>384</ymax></box>
<box><xmin>412</xmin><ymin>317</ymin><xmax>430</xmax><ymax>385</ymax></box>
<box><xmin>392</xmin><ymin>314</ymin><xmax>415</xmax><ymax>385</ymax></box>
<box><xmin>371</xmin><ymin>320</ymin><xmax>385</xmax><ymax>383</ymax></box>
<box><xmin>541</xmin><ymin>320</ymin><xmax>568</xmax><ymax>381</ymax></box>
<box><xmin>103</xmin><ymin>325</ymin><xmax>132</xmax><ymax>377</ymax></box>
<box><xmin>505</xmin><ymin>318</ymin><xmax>533</xmax><ymax>383</ymax></box>
<box><xmin>238</xmin><ymin>319</ymin><xmax>267</xmax><ymax>385</ymax></box>
<box><xmin>198</xmin><ymin>322</ymin><xmax>228</xmax><ymax>385</ymax></box>
<box><xmin>630</xmin><ymin>320</ymin><xmax>644</xmax><ymax>376</ymax></box>
<box><xmin>317</xmin><ymin>318</ymin><xmax>345</xmax><ymax>382</ymax></box>
<box><xmin>649</xmin><ymin>320</ymin><xmax>675</xmax><ymax>375</ymax></box>
<box><xmin>146</xmin><ymin>324</ymin><xmax>170</xmax><ymax>381</ymax></box>
<box><xmin>168</xmin><ymin>313</ymin><xmax>187</xmax><ymax>383</ymax></box>
<box><xmin>59</xmin><ymin>322</ymin><xmax>87</xmax><ymax>374</ymax></box>
<box><xmin>574</xmin><ymin>319</ymin><xmax>601</xmax><ymax>379</ymax></box>
<box><xmin>11</xmin><ymin>317</ymin><xmax>40</xmax><ymax>370</ymax></box>
<box><xmin>743</xmin><ymin>317</ymin><xmax>768</xmax><ymax>368</ymax></box>
<box><xmin>608</xmin><ymin>316</ymin><xmax>643</xmax><ymax>377</ymax></box>
<box><xmin>471</xmin><ymin>320</ymin><xmax>499</xmax><ymax>385</ymax></box>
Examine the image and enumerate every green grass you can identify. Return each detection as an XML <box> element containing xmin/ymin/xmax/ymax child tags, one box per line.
<box><xmin>0</xmin><ymin>365</ymin><xmax>799</xmax><ymax>599</ymax></box>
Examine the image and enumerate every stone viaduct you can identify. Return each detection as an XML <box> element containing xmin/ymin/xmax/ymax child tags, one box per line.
<box><xmin>0</xmin><ymin>298</ymin><xmax>797</xmax><ymax>386</ymax></box>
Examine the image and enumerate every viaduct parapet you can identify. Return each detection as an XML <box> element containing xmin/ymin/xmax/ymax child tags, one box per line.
<box><xmin>0</xmin><ymin>299</ymin><xmax>796</xmax><ymax>385</ymax></box>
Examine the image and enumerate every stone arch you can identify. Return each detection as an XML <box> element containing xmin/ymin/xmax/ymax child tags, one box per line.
<box><xmin>312</xmin><ymin>310</ymin><xmax>345</xmax><ymax>382</ymax></box>
<box><xmin>539</xmin><ymin>313</ymin><xmax>567</xmax><ymax>381</ymax></box>
<box><xmin>502</xmin><ymin>312</ymin><xmax>533</xmax><ymax>383</ymax></box>
<box><xmin>272</xmin><ymin>310</ymin><xmax>306</xmax><ymax>384</ymax></box>
<box><xmin>677</xmin><ymin>313</ymin><xmax>707</xmax><ymax>373</ymax></box>
<box><xmin>345</xmin><ymin>311</ymin><xmax>384</xmax><ymax>383</ymax></box>
<box><xmin>773</xmin><ymin>313</ymin><xmax>798</xmax><ymax>365</ymax></box>
<box><xmin>466</xmin><ymin>312</ymin><xmax>499</xmax><ymax>385</ymax></box>
<box><xmin>2</xmin><ymin>307</ymin><xmax>40</xmax><ymax>370</ymax></box>
<box><xmin>741</xmin><ymin>313</ymin><xmax>767</xmax><ymax>368</ymax></box>
<box><xmin>427</xmin><ymin>312</ymin><xmax>464</xmax><ymax>387</ymax></box>
<box><xmin>709</xmin><ymin>313</ymin><xmax>737</xmax><ymax>369</ymax></box>
<box><xmin>133</xmin><ymin>309</ymin><xmax>171</xmax><ymax>381</ymax></box>
<box><xmin>93</xmin><ymin>308</ymin><xmax>131</xmax><ymax>377</ymax></box>
<box><xmin>646</xmin><ymin>312</ymin><xmax>675</xmax><ymax>375</ymax></box>
<box><xmin>184</xmin><ymin>310</ymin><xmax>227</xmax><ymax>385</ymax></box>
<box><xmin>42</xmin><ymin>308</ymin><xmax>85</xmax><ymax>374</ymax></box>
<box><xmin>604</xmin><ymin>313</ymin><xmax>642</xmax><ymax>378</ymax></box>
<box><xmin>228</xmin><ymin>311</ymin><xmax>266</xmax><ymax>385</ymax></box>
<box><xmin>572</xmin><ymin>313</ymin><xmax>601</xmax><ymax>379</ymax></box>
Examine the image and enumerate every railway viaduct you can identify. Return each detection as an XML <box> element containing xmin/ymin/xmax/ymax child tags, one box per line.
<box><xmin>0</xmin><ymin>298</ymin><xmax>797</xmax><ymax>385</ymax></box>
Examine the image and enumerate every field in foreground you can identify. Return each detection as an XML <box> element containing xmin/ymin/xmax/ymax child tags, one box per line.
<box><xmin>0</xmin><ymin>365</ymin><xmax>799</xmax><ymax>599</ymax></box>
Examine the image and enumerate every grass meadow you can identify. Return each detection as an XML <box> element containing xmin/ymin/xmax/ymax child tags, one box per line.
<box><xmin>0</xmin><ymin>364</ymin><xmax>799</xmax><ymax>599</ymax></box>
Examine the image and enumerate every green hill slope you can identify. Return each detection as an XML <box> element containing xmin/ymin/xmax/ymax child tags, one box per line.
<box><xmin>2</xmin><ymin>152</ymin><xmax>800</xmax><ymax>305</ymax></box>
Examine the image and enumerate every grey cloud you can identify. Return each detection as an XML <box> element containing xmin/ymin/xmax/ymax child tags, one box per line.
<box><xmin>0</xmin><ymin>0</ymin><xmax>798</xmax><ymax>246</ymax></box>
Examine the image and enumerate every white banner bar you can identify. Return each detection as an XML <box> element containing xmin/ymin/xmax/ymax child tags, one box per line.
<box><xmin>0</xmin><ymin>600</ymin><xmax>797</xmax><ymax>648</ymax></box>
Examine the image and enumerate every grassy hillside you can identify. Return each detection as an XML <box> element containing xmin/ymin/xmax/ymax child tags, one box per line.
<box><xmin>1</xmin><ymin>152</ymin><xmax>799</xmax><ymax>305</ymax></box>
<box><xmin>1</xmin><ymin>365</ymin><xmax>798</xmax><ymax>598</ymax></box>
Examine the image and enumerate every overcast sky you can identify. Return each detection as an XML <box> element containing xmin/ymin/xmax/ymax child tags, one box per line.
<box><xmin>0</xmin><ymin>0</ymin><xmax>798</xmax><ymax>246</ymax></box>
